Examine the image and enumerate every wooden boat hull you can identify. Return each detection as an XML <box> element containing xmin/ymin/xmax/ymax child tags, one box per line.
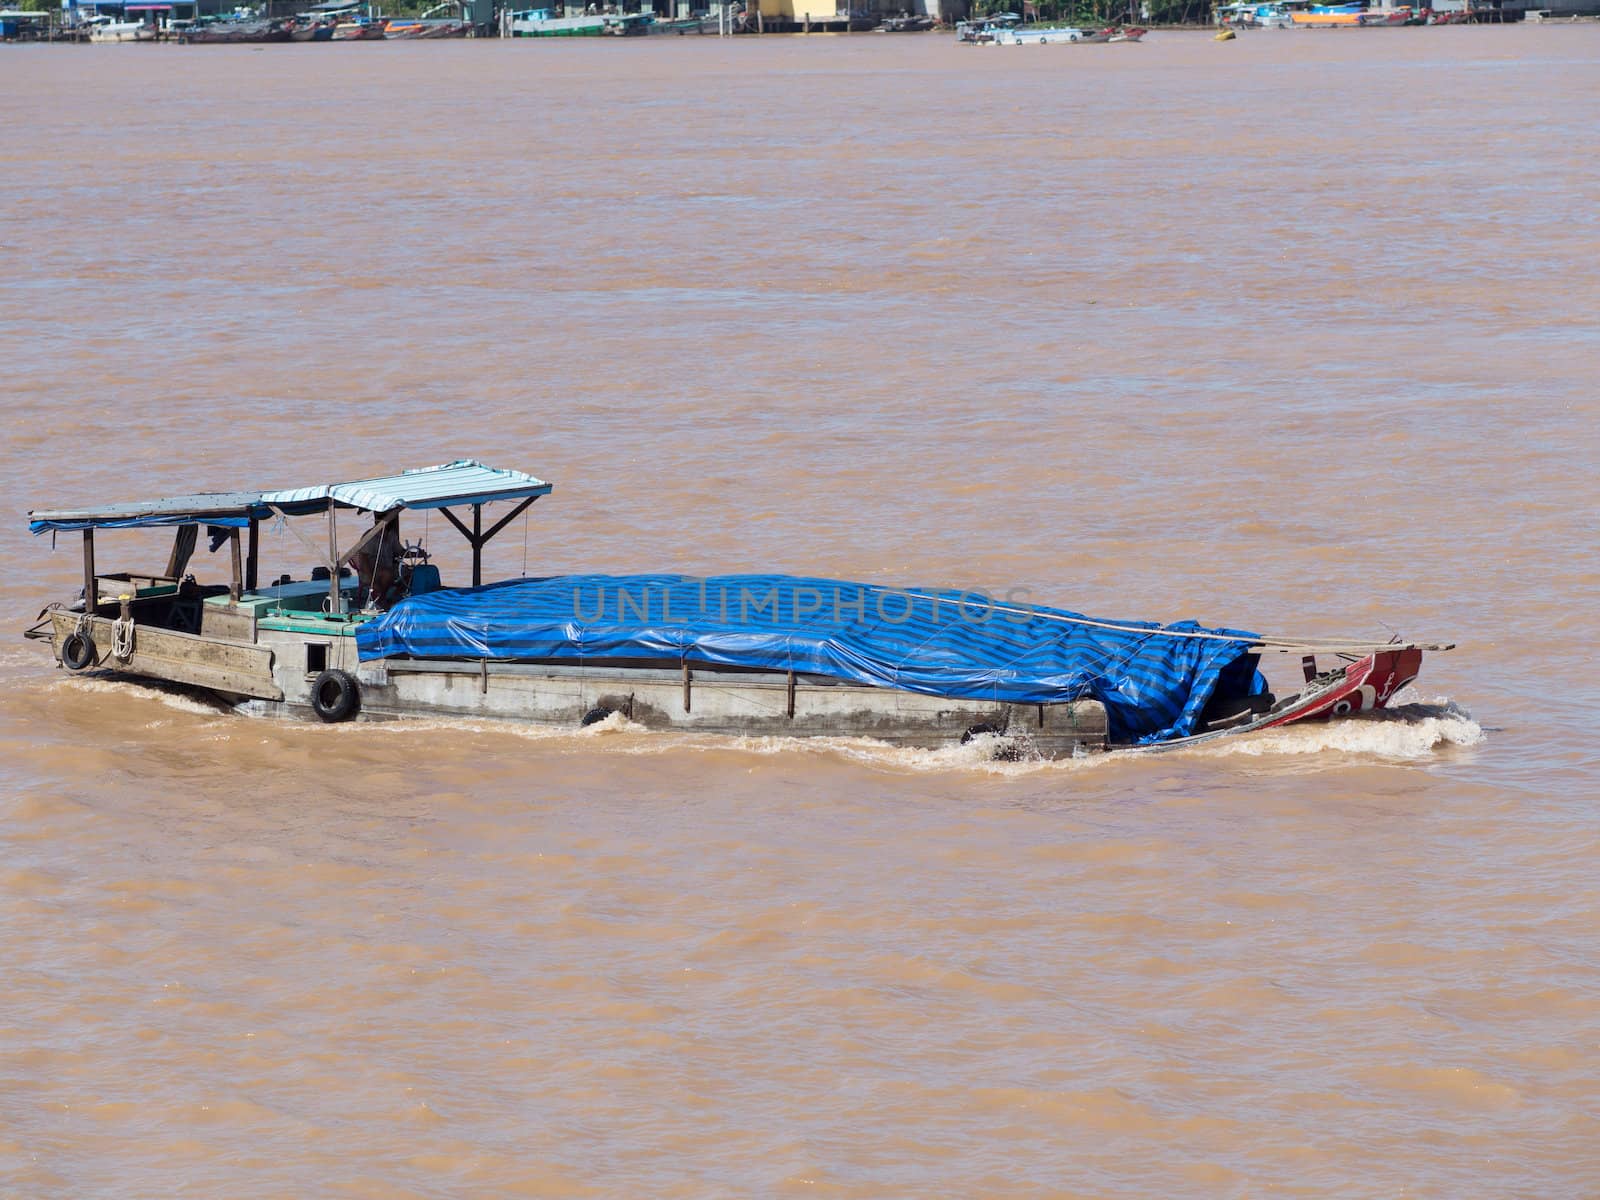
<box><xmin>1132</xmin><ymin>648</ymin><xmax>1422</xmax><ymax>752</ymax></box>
<box><xmin>272</xmin><ymin>656</ymin><xmax>1110</xmax><ymax>756</ymax></box>
<box><xmin>26</xmin><ymin>460</ymin><xmax>1452</xmax><ymax>762</ymax></box>
<box><xmin>47</xmin><ymin>611</ymin><xmax>282</xmax><ymax>702</ymax></box>
<box><xmin>45</xmin><ymin>609</ymin><xmax>1109</xmax><ymax>756</ymax></box>
<box><xmin>510</xmin><ymin>15</ymin><xmax>605</xmax><ymax>35</ymax></box>
<box><xmin>43</xmin><ymin>605</ymin><xmax>1432</xmax><ymax>761</ymax></box>
<box><xmin>992</xmin><ymin>25</ymin><xmax>1144</xmax><ymax>43</ymax></box>
<box><xmin>88</xmin><ymin>22</ymin><xmax>155</xmax><ymax>41</ymax></box>
<box><xmin>182</xmin><ymin>21</ymin><xmax>292</xmax><ymax>41</ymax></box>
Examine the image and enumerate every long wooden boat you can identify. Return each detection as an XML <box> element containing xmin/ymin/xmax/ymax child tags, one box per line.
<box><xmin>86</xmin><ymin>17</ymin><xmax>155</xmax><ymax>40</ymax></box>
<box><xmin>989</xmin><ymin>22</ymin><xmax>1145</xmax><ymax>43</ymax></box>
<box><xmin>384</xmin><ymin>17</ymin><xmax>469</xmax><ymax>36</ymax></box>
<box><xmin>509</xmin><ymin>10</ymin><xmax>605</xmax><ymax>36</ymax></box>
<box><xmin>180</xmin><ymin>17</ymin><xmax>293</xmax><ymax>41</ymax></box>
<box><xmin>288</xmin><ymin>16</ymin><xmax>337</xmax><ymax>39</ymax></box>
<box><xmin>25</xmin><ymin>462</ymin><xmax>1452</xmax><ymax>759</ymax></box>
<box><xmin>330</xmin><ymin>15</ymin><xmax>386</xmax><ymax>37</ymax></box>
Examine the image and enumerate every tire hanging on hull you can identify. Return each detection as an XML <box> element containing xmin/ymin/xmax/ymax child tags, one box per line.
<box><xmin>311</xmin><ymin>669</ymin><xmax>361</xmax><ymax>723</ymax></box>
<box><xmin>61</xmin><ymin>632</ymin><xmax>96</xmax><ymax>672</ymax></box>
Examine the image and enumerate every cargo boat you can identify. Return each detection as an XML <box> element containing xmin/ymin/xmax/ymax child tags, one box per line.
<box><xmin>25</xmin><ymin>461</ymin><xmax>1451</xmax><ymax>758</ymax></box>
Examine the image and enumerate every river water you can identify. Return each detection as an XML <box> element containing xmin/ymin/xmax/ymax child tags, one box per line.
<box><xmin>1</xmin><ymin>26</ymin><xmax>1597</xmax><ymax>1197</ymax></box>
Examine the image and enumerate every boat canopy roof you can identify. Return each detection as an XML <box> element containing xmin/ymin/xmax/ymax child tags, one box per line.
<box><xmin>28</xmin><ymin>460</ymin><xmax>552</xmax><ymax>534</ymax></box>
<box><xmin>259</xmin><ymin>460</ymin><xmax>552</xmax><ymax>515</ymax></box>
<box><xmin>28</xmin><ymin>491</ymin><xmax>269</xmax><ymax>534</ymax></box>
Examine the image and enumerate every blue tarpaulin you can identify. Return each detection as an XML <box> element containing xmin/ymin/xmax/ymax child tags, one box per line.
<box><xmin>356</xmin><ymin>573</ymin><xmax>1262</xmax><ymax>744</ymax></box>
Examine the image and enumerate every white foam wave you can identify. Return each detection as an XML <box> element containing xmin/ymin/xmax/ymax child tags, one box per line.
<box><xmin>356</xmin><ymin>700</ymin><xmax>1484</xmax><ymax>775</ymax></box>
<box><xmin>46</xmin><ymin>675</ymin><xmax>236</xmax><ymax>718</ymax></box>
<box><xmin>24</xmin><ymin>673</ymin><xmax>1483</xmax><ymax>776</ymax></box>
<box><xmin>348</xmin><ymin>715</ymin><xmax>1108</xmax><ymax>777</ymax></box>
<box><xmin>1187</xmin><ymin>697</ymin><xmax>1484</xmax><ymax>761</ymax></box>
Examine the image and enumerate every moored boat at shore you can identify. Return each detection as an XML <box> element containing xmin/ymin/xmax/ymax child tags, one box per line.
<box><xmin>961</xmin><ymin>15</ymin><xmax>1144</xmax><ymax>43</ymax></box>
<box><xmin>287</xmin><ymin>14</ymin><xmax>336</xmax><ymax>38</ymax></box>
<box><xmin>85</xmin><ymin>15</ymin><xmax>156</xmax><ymax>40</ymax></box>
<box><xmin>994</xmin><ymin>23</ymin><xmax>1145</xmax><ymax>42</ymax></box>
<box><xmin>955</xmin><ymin>12</ymin><xmax>1017</xmax><ymax>41</ymax></box>
<box><xmin>1216</xmin><ymin>1</ymin><xmax>1294</xmax><ymax>26</ymax></box>
<box><xmin>25</xmin><ymin>461</ymin><xmax>1452</xmax><ymax>760</ymax></box>
<box><xmin>180</xmin><ymin>16</ymin><xmax>292</xmax><ymax>41</ymax></box>
<box><xmin>331</xmin><ymin>14</ymin><xmax>386</xmax><ymax>37</ymax></box>
<box><xmin>384</xmin><ymin>15</ymin><xmax>469</xmax><ymax>35</ymax></box>
<box><xmin>509</xmin><ymin>8</ymin><xmax>605</xmax><ymax>35</ymax></box>
<box><xmin>992</xmin><ymin>22</ymin><xmax>1086</xmax><ymax>41</ymax></box>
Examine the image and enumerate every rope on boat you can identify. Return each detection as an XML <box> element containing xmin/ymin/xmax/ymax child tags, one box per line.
<box><xmin>111</xmin><ymin>615</ymin><xmax>136</xmax><ymax>660</ymax></box>
<box><xmin>891</xmin><ymin>590</ymin><xmax>1453</xmax><ymax>655</ymax></box>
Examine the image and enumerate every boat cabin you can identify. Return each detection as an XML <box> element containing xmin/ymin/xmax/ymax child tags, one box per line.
<box><xmin>27</xmin><ymin>460</ymin><xmax>550</xmax><ymax>670</ymax></box>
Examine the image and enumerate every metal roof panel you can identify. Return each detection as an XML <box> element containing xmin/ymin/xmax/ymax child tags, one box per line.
<box><xmin>259</xmin><ymin>460</ymin><xmax>553</xmax><ymax>513</ymax></box>
<box><xmin>30</xmin><ymin>462</ymin><xmax>552</xmax><ymax>534</ymax></box>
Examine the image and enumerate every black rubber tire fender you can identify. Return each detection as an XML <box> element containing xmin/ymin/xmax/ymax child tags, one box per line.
<box><xmin>581</xmin><ymin>706</ymin><xmax>615</xmax><ymax>727</ymax></box>
<box><xmin>61</xmin><ymin>631</ymin><xmax>97</xmax><ymax>672</ymax></box>
<box><xmin>310</xmin><ymin>668</ymin><xmax>361</xmax><ymax>723</ymax></box>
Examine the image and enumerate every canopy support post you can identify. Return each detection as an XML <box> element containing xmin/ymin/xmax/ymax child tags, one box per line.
<box><xmin>229</xmin><ymin>528</ymin><xmax>243</xmax><ymax>603</ymax></box>
<box><xmin>165</xmin><ymin>523</ymin><xmax>198</xmax><ymax>580</ymax></box>
<box><xmin>327</xmin><ymin>506</ymin><xmax>342</xmax><ymax>615</ymax></box>
<box><xmin>245</xmin><ymin>518</ymin><xmax>259</xmax><ymax>592</ymax></box>
<box><xmin>472</xmin><ymin>503</ymin><xmax>482</xmax><ymax>587</ymax></box>
<box><xmin>479</xmin><ymin>496</ymin><xmax>537</xmax><ymax>545</ymax></box>
<box><xmin>435</xmin><ymin>497</ymin><xmax>539</xmax><ymax>589</ymax></box>
<box><xmin>82</xmin><ymin>528</ymin><xmax>97</xmax><ymax>615</ymax></box>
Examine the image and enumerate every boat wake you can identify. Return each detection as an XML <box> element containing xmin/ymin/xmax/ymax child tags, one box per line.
<box><xmin>18</xmin><ymin>673</ymin><xmax>1482</xmax><ymax>776</ymax></box>
<box><xmin>47</xmin><ymin>674</ymin><xmax>238</xmax><ymax>718</ymax></box>
<box><xmin>362</xmin><ymin>694</ymin><xmax>1486</xmax><ymax>774</ymax></box>
<box><xmin>1185</xmin><ymin>695</ymin><xmax>1484</xmax><ymax>761</ymax></box>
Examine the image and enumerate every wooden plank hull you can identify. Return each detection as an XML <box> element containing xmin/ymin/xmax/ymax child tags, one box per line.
<box><xmin>42</xmin><ymin>614</ymin><xmax>1107</xmax><ymax>755</ymax></box>
<box><xmin>38</xmin><ymin>614</ymin><xmax>1427</xmax><ymax>760</ymax></box>
<box><xmin>48</xmin><ymin>612</ymin><xmax>282</xmax><ymax>701</ymax></box>
<box><xmin>1131</xmin><ymin>649</ymin><xmax>1421</xmax><ymax>753</ymax></box>
<box><xmin>248</xmin><ymin>650</ymin><xmax>1111</xmax><ymax>756</ymax></box>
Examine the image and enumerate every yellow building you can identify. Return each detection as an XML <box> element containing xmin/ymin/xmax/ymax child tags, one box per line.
<box><xmin>757</xmin><ymin>0</ymin><xmax>844</xmax><ymax>20</ymax></box>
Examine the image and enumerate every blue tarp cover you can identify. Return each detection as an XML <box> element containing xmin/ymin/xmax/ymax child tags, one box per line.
<box><xmin>356</xmin><ymin>573</ymin><xmax>1261</xmax><ymax>743</ymax></box>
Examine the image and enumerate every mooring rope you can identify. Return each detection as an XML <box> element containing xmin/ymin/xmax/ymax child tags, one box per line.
<box><xmin>891</xmin><ymin>590</ymin><xmax>1450</xmax><ymax>654</ymax></box>
<box><xmin>111</xmin><ymin>615</ymin><xmax>135</xmax><ymax>660</ymax></box>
